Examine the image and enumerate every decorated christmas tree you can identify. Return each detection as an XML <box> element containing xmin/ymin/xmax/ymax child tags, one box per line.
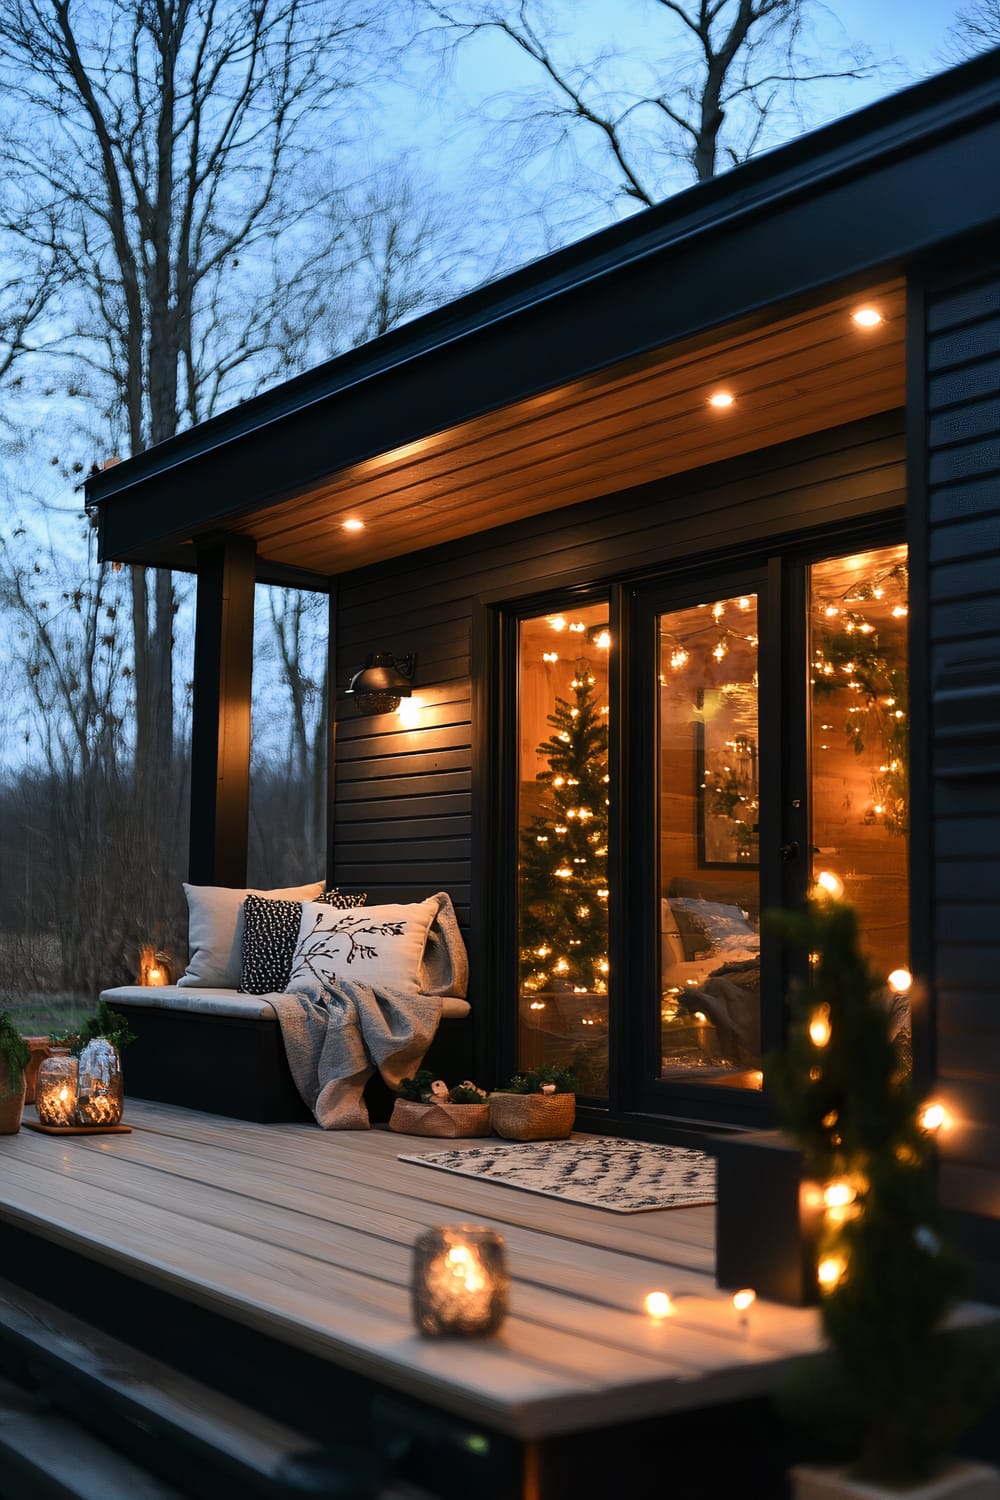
<box><xmin>519</xmin><ymin>658</ymin><xmax>609</xmax><ymax>995</ymax></box>
<box><xmin>765</xmin><ymin>891</ymin><xmax>998</xmax><ymax>1485</ymax></box>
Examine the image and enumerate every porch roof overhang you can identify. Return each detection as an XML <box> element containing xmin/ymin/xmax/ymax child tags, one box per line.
<box><xmin>87</xmin><ymin>49</ymin><xmax>1000</xmax><ymax>584</ymax></box>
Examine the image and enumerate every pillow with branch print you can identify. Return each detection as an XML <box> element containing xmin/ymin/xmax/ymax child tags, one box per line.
<box><xmin>287</xmin><ymin>898</ymin><xmax>439</xmax><ymax>995</ymax></box>
<box><xmin>238</xmin><ymin>888</ymin><xmax>368</xmax><ymax>995</ymax></box>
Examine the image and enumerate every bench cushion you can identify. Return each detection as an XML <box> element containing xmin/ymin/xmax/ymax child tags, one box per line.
<box><xmin>101</xmin><ymin>985</ymin><xmax>471</xmax><ymax>1021</ymax></box>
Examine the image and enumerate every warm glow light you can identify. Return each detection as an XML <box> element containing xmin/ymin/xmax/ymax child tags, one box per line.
<box><xmin>809</xmin><ymin>1003</ymin><xmax>832</xmax><ymax>1048</ymax></box>
<box><xmin>708</xmin><ymin>390</ymin><xmax>735</xmax><ymax>408</ymax></box>
<box><xmin>852</xmin><ymin>307</ymin><xmax>882</xmax><ymax>328</ymax></box>
<box><xmin>815</xmin><ymin>870</ymin><xmax>845</xmax><ymax>900</ymax></box>
<box><xmin>342</xmin><ymin>517</ymin><xmax>365</xmax><ymax>532</ymax></box>
<box><xmin>644</xmin><ymin>1291</ymin><xmax>673</xmax><ymax>1319</ymax></box>
<box><xmin>818</xmin><ymin>1255</ymin><xmax>847</xmax><ymax>1290</ymax></box>
<box><xmin>548</xmin><ymin>616</ymin><xmax>566</xmax><ymax>631</ymax></box>
<box><xmin>732</xmin><ymin>1288</ymin><xmax>756</xmax><ymax>1313</ymax></box>
<box><xmin>397</xmin><ymin>695</ymin><xmax>424</xmax><ymax>729</ymax></box>
<box><xmin>824</xmin><ymin>1180</ymin><xmax>856</xmax><ymax>1209</ymax></box>
<box><xmin>593</xmin><ymin>630</ymin><xmax>611</xmax><ymax>649</ymax></box>
<box><xmin>919</xmin><ymin>1101</ymin><xmax>954</xmax><ymax>1133</ymax></box>
<box><xmin>888</xmin><ymin>967</ymin><xmax>912</xmax><ymax>994</ymax></box>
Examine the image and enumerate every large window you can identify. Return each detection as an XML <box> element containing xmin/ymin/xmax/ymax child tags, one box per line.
<box><xmin>808</xmin><ymin>544</ymin><xmax>909</xmax><ymax>978</ymax></box>
<box><xmin>516</xmin><ymin>603</ymin><xmax>610</xmax><ymax>1097</ymax></box>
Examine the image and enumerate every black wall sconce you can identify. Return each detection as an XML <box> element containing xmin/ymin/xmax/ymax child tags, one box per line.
<box><xmin>346</xmin><ymin>652</ymin><xmax>415</xmax><ymax>715</ymax></box>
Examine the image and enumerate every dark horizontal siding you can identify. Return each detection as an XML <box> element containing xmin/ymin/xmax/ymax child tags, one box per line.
<box><xmin>924</xmin><ymin>264</ymin><xmax>1000</xmax><ymax>1231</ymax></box>
<box><xmin>331</xmin><ymin>411</ymin><xmax>904</xmax><ymax>956</ymax></box>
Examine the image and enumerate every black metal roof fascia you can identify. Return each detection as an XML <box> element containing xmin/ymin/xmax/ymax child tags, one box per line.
<box><xmin>89</xmin><ymin>49</ymin><xmax>1000</xmax><ymax>554</ymax></box>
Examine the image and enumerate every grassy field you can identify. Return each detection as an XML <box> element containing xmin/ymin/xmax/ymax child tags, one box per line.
<box><xmin>1</xmin><ymin>931</ymin><xmax>93</xmax><ymax>1035</ymax></box>
<box><xmin>2</xmin><ymin>993</ymin><xmax>92</xmax><ymax>1037</ymax></box>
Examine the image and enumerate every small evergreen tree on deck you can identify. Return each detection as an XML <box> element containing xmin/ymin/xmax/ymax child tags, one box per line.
<box><xmin>766</xmin><ymin>895</ymin><xmax>999</xmax><ymax>1485</ymax></box>
<box><xmin>519</xmin><ymin>659</ymin><xmax>609</xmax><ymax>995</ymax></box>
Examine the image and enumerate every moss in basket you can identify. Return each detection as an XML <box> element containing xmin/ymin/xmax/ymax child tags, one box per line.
<box><xmin>0</xmin><ymin>1011</ymin><xmax>31</xmax><ymax>1095</ymax></box>
<box><xmin>764</xmin><ymin>894</ymin><xmax>1000</xmax><ymax>1486</ymax></box>
<box><xmin>500</xmin><ymin>1065</ymin><xmax>577</xmax><ymax>1095</ymax></box>
<box><xmin>397</xmin><ymin>1070</ymin><xmax>489</xmax><ymax>1104</ymax></box>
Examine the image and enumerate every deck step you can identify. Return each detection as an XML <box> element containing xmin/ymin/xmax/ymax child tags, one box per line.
<box><xmin>0</xmin><ymin>1373</ymin><xmax>186</xmax><ymax>1499</ymax></box>
<box><xmin>0</xmin><ymin>1276</ymin><xmax>436</xmax><ymax>1500</ymax></box>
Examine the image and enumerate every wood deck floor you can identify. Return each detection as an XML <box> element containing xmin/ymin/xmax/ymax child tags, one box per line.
<box><xmin>0</xmin><ymin>1099</ymin><xmax>825</xmax><ymax>1446</ymax></box>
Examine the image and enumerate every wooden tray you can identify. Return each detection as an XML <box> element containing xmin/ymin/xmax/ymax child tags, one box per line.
<box><xmin>22</xmin><ymin>1120</ymin><xmax>133</xmax><ymax>1136</ymax></box>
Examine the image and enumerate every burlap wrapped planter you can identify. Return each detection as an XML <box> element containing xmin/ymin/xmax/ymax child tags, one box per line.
<box><xmin>489</xmin><ymin>1091</ymin><xmax>575</xmax><ymax>1141</ymax></box>
<box><xmin>388</xmin><ymin>1098</ymin><xmax>492</xmax><ymax>1139</ymax></box>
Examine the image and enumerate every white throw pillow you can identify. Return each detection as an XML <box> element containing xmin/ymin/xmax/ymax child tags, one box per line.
<box><xmin>178</xmin><ymin>881</ymin><xmax>325</xmax><ymax>988</ymax></box>
<box><xmin>288</xmin><ymin>898</ymin><xmax>439</xmax><ymax>994</ymax></box>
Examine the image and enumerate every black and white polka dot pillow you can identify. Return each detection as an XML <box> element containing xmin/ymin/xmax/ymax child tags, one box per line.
<box><xmin>238</xmin><ymin>888</ymin><xmax>367</xmax><ymax>994</ymax></box>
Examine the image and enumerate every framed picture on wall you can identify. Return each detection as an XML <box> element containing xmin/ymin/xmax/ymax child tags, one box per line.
<box><xmin>696</xmin><ymin>687</ymin><xmax>760</xmax><ymax>868</ymax></box>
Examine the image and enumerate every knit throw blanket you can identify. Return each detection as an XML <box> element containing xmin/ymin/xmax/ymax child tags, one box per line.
<box><xmin>267</xmin><ymin>892</ymin><xmax>467</xmax><ymax>1130</ymax></box>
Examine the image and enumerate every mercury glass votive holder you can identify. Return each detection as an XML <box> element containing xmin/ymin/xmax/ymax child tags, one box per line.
<box><xmin>411</xmin><ymin>1225</ymin><xmax>509</xmax><ymax>1337</ymax></box>
<box><xmin>74</xmin><ymin>1039</ymin><xmax>124</xmax><ymax>1126</ymax></box>
<box><xmin>36</xmin><ymin>1054</ymin><xmax>79</xmax><ymax>1127</ymax></box>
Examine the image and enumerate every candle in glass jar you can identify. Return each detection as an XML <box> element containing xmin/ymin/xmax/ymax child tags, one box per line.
<box><xmin>411</xmin><ymin>1225</ymin><xmax>509</xmax><ymax>1337</ymax></box>
<box><xmin>36</xmin><ymin>1054</ymin><xmax>79</xmax><ymax>1127</ymax></box>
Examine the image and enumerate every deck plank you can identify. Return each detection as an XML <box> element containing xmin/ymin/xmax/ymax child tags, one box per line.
<box><xmin>0</xmin><ymin>1099</ymin><xmax>830</xmax><ymax>1439</ymax></box>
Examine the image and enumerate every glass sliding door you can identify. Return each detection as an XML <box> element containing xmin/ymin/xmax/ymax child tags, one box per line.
<box><xmin>808</xmin><ymin>543</ymin><xmax>910</xmax><ymax>985</ymax></box>
<box><xmin>501</xmin><ymin>530</ymin><xmax>909</xmax><ymax>1130</ymax></box>
<box><xmin>657</xmin><ymin>593</ymin><xmax>763</xmax><ymax>1090</ymax></box>
<box><xmin>516</xmin><ymin>602</ymin><xmax>611</xmax><ymax>1098</ymax></box>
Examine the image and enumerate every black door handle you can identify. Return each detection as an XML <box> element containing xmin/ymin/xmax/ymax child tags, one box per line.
<box><xmin>780</xmin><ymin>841</ymin><xmax>799</xmax><ymax>862</ymax></box>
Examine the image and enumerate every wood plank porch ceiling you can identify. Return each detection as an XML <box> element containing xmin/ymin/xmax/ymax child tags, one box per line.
<box><xmin>231</xmin><ymin>277</ymin><xmax>905</xmax><ymax>576</ymax></box>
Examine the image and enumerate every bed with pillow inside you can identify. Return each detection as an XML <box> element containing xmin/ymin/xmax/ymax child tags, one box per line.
<box><xmin>101</xmin><ymin>881</ymin><xmax>472</xmax><ymax>1124</ymax></box>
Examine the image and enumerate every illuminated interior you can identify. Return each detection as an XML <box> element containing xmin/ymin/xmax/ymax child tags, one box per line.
<box><xmin>809</xmin><ymin>543</ymin><xmax>910</xmax><ymax>978</ymax></box>
<box><xmin>517</xmin><ymin>603</ymin><xmax>611</xmax><ymax>1097</ymax></box>
<box><xmin>658</xmin><ymin>593</ymin><xmax>762</xmax><ymax>1088</ymax></box>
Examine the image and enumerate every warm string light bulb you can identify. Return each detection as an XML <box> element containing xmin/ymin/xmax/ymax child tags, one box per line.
<box><xmin>817</xmin><ymin>1255</ymin><xmax>847</xmax><ymax>1291</ymax></box>
<box><xmin>644</xmin><ymin>1291</ymin><xmax>673</xmax><ymax>1320</ymax></box>
<box><xmin>815</xmin><ymin>870</ymin><xmax>844</xmax><ymax>900</ymax></box>
<box><xmin>919</xmin><ymin>1101</ymin><xmax>953</xmax><ymax>1133</ymax></box>
<box><xmin>809</xmin><ymin>1003</ymin><xmax>832</xmax><ymax>1048</ymax></box>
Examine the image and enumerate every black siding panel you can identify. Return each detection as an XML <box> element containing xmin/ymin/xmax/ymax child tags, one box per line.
<box><xmin>921</xmin><ymin>261</ymin><xmax>1000</xmax><ymax>1252</ymax></box>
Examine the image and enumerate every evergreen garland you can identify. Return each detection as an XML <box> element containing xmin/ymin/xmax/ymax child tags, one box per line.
<box><xmin>765</xmin><ymin>896</ymin><xmax>999</xmax><ymax>1484</ymax></box>
<box><xmin>0</xmin><ymin>1011</ymin><xmax>31</xmax><ymax>1095</ymax></box>
<box><xmin>519</xmin><ymin>659</ymin><xmax>609</xmax><ymax>995</ymax></box>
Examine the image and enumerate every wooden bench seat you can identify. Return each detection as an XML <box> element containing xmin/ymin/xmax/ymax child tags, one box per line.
<box><xmin>100</xmin><ymin>985</ymin><xmax>472</xmax><ymax>1125</ymax></box>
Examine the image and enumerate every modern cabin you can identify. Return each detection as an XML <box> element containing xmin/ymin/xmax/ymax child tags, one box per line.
<box><xmin>87</xmin><ymin>50</ymin><xmax>1000</xmax><ymax>1294</ymax></box>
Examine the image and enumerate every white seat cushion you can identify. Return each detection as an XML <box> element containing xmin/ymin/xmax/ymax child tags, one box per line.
<box><xmin>101</xmin><ymin>984</ymin><xmax>471</xmax><ymax>1021</ymax></box>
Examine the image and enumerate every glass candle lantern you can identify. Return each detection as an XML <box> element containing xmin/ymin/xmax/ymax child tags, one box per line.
<box><xmin>138</xmin><ymin>944</ymin><xmax>174</xmax><ymax>986</ymax></box>
<box><xmin>411</xmin><ymin>1225</ymin><xmax>509</xmax><ymax>1337</ymax></box>
<box><xmin>36</xmin><ymin>1053</ymin><xmax>79</xmax><ymax>1127</ymax></box>
<box><xmin>74</xmin><ymin>1039</ymin><xmax>124</xmax><ymax>1126</ymax></box>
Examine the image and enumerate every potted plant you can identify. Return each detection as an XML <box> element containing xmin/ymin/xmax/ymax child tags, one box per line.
<box><xmin>765</xmin><ymin>893</ymin><xmax>1000</xmax><ymax>1498</ymax></box>
<box><xmin>0</xmin><ymin>1011</ymin><xmax>31</xmax><ymax>1134</ymax></box>
<box><xmin>489</xmin><ymin>1064</ymin><xmax>577</xmax><ymax>1141</ymax></box>
<box><xmin>389</xmin><ymin>1070</ymin><xmax>492</xmax><ymax>1138</ymax></box>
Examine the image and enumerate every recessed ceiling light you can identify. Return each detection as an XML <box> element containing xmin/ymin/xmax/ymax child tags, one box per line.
<box><xmin>708</xmin><ymin>390</ymin><xmax>735</xmax><ymax>409</ymax></box>
<box><xmin>852</xmin><ymin>307</ymin><xmax>882</xmax><ymax>328</ymax></box>
<box><xmin>342</xmin><ymin>518</ymin><xmax>365</xmax><ymax>532</ymax></box>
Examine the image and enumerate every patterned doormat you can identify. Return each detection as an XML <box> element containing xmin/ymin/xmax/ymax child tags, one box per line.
<box><xmin>397</xmin><ymin>1137</ymin><xmax>716</xmax><ymax>1213</ymax></box>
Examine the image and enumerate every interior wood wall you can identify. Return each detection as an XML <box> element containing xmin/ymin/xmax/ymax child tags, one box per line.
<box><xmin>920</xmin><ymin>260</ymin><xmax>1000</xmax><ymax>1297</ymax></box>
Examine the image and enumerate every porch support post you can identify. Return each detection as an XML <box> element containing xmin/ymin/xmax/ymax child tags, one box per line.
<box><xmin>189</xmin><ymin>534</ymin><xmax>257</xmax><ymax>886</ymax></box>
